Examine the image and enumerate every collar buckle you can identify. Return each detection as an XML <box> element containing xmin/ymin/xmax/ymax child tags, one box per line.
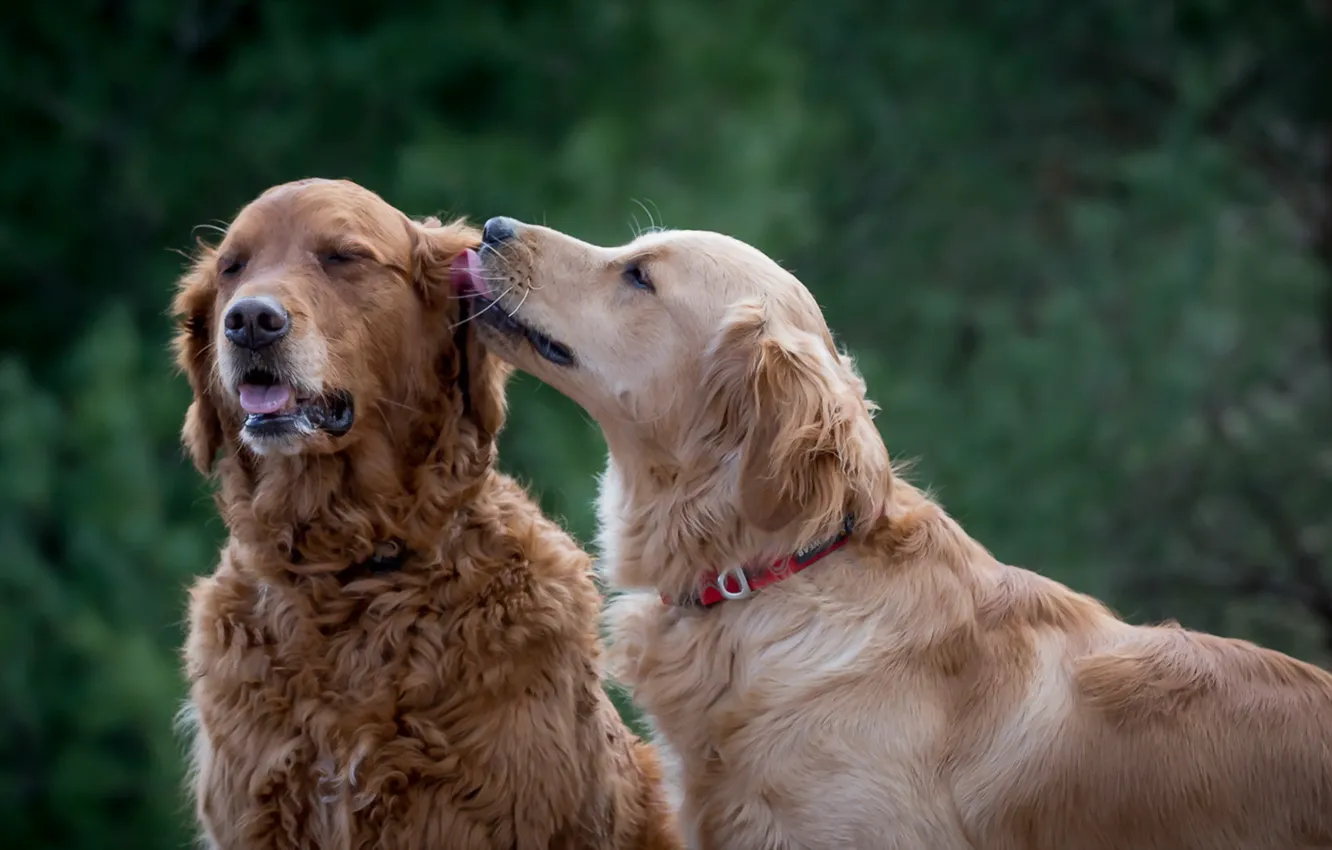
<box><xmin>715</xmin><ymin>566</ymin><xmax>755</xmax><ymax>601</ymax></box>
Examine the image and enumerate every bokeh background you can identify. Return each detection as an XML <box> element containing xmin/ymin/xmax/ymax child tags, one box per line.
<box><xmin>2</xmin><ymin>1</ymin><xmax>1330</xmax><ymax>847</ymax></box>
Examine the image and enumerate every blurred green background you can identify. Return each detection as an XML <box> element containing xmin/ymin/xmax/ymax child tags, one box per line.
<box><xmin>2</xmin><ymin>1</ymin><xmax>1330</xmax><ymax>846</ymax></box>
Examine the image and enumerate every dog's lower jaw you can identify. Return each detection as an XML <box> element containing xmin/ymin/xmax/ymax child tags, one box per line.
<box><xmin>236</xmin><ymin>390</ymin><xmax>355</xmax><ymax>456</ymax></box>
<box><xmin>240</xmin><ymin>422</ymin><xmax>316</xmax><ymax>457</ymax></box>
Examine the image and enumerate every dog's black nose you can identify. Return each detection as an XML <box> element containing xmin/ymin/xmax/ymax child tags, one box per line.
<box><xmin>482</xmin><ymin>216</ymin><xmax>518</xmax><ymax>247</ymax></box>
<box><xmin>224</xmin><ymin>296</ymin><xmax>289</xmax><ymax>350</ymax></box>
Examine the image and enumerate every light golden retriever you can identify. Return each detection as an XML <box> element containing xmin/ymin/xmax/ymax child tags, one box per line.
<box><xmin>460</xmin><ymin>216</ymin><xmax>1332</xmax><ymax>850</ymax></box>
<box><xmin>171</xmin><ymin>181</ymin><xmax>681</xmax><ymax>850</ymax></box>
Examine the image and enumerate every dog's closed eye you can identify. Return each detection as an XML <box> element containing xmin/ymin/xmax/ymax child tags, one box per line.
<box><xmin>219</xmin><ymin>256</ymin><xmax>247</xmax><ymax>276</ymax></box>
<box><xmin>321</xmin><ymin>249</ymin><xmax>369</xmax><ymax>268</ymax></box>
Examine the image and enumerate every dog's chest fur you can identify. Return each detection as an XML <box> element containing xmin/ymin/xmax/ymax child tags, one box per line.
<box><xmin>183</xmin><ymin>560</ymin><xmax>560</xmax><ymax>850</ymax></box>
<box><xmin>605</xmin><ymin>586</ymin><xmax>980</xmax><ymax>850</ymax></box>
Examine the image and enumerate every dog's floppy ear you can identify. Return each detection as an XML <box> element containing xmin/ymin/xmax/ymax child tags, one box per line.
<box><xmin>703</xmin><ymin>298</ymin><xmax>890</xmax><ymax>539</ymax></box>
<box><xmin>409</xmin><ymin>215</ymin><xmax>479</xmax><ymax>306</ymax></box>
<box><xmin>171</xmin><ymin>250</ymin><xmax>225</xmax><ymax>475</ymax></box>
<box><xmin>410</xmin><ymin>217</ymin><xmax>509</xmax><ymax>441</ymax></box>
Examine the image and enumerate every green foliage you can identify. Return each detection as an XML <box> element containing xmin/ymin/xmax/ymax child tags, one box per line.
<box><xmin>0</xmin><ymin>314</ymin><xmax>213</xmax><ymax>849</ymax></box>
<box><xmin>0</xmin><ymin>1</ymin><xmax>1328</xmax><ymax>846</ymax></box>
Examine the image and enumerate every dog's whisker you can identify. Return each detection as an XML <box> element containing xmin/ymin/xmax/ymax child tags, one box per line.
<box><xmin>456</xmin><ymin>269</ymin><xmax>508</xmax><ymax>281</ymax></box>
<box><xmin>452</xmin><ymin>267</ymin><xmax>509</xmax><ymax>283</ymax></box>
<box><xmin>447</xmin><ymin>285</ymin><xmax>517</xmax><ymax>331</ymax></box>
<box><xmin>442</xmin><ymin>269</ymin><xmax>510</xmax><ymax>302</ymax></box>
<box><xmin>192</xmin><ymin>222</ymin><xmax>229</xmax><ymax>238</ymax></box>
<box><xmin>507</xmin><ymin>287</ymin><xmax>530</xmax><ymax>318</ymax></box>
<box><xmin>374</xmin><ymin>404</ymin><xmax>396</xmax><ymax>440</ymax></box>
<box><xmin>376</xmin><ymin>398</ymin><xmax>426</xmax><ymax>417</ymax></box>
<box><xmin>645</xmin><ymin>198</ymin><xmax>664</xmax><ymax>231</ymax></box>
<box><xmin>630</xmin><ymin>199</ymin><xmax>652</xmax><ymax>236</ymax></box>
<box><xmin>630</xmin><ymin>198</ymin><xmax>665</xmax><ymax>236</ymax></box>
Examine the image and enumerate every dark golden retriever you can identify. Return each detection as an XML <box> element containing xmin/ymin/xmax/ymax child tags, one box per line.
<box><xmin>462</xmin><ymin>216</ymin><xmax>1332</xmax><ymax>850</ymax></box>
<box><xmin>172</xmin><ymin>180</ymin><xmax>680</xmax><ymax>850</ymax></box>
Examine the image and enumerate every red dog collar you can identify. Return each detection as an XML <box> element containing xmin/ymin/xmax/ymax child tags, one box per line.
<box><xmin>664</xmin><ymin>515</ymin><xmax>856</xmax><ymax>608</ymax></box>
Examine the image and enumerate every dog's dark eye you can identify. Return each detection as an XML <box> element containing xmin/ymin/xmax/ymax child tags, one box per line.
<box><xmin>220</xmin><ymin>258</ymin><xmax>246</xmax><ymax>276</ymax></box>
<box><xmin>623</xmin><ymin>263</ymin><xmax>655</xmax><ymax>293</ymax></box>
<box><xmin>321</xmin><ymin>251</ymin><xmax>356</xmax><ymax>266</ymax></box>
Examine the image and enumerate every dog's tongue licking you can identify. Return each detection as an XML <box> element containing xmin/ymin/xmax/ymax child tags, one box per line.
<box><xmin>238</xmin><ymin>383</ymin><xmax>292</xmax><ymax>415</ymax></box>
<box><xmin>452</xmin><ymin>248</ymin><xmax>486</xmax><ymax>296</ymax></box>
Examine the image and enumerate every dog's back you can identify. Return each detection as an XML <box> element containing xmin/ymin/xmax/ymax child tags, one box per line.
<box><xmin>947</xmin><ymin>561</ymin><xmax>1332</xmax><ymax>849</ymax></box>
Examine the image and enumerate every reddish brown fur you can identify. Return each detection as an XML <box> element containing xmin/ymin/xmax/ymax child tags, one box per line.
<box><xmin>467</xmin><ymin>221</ymin><xmax>1332</xmax><ymax>850</ymax></box>
<box><xmin>172</xmin><ymin>180</ymin><xmax>680</xmax><ymax>849</ymax></box>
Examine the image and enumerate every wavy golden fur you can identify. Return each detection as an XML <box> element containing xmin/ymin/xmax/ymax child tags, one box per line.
<box><xmin>171</xmin><ymin>181</ymin><xmax>680</xmax><ymax>850</ymax></box>
<box><xmin>466</xmin><ymin>218</ymin><xmax>1332</xmax><ymax>850</ymax></box>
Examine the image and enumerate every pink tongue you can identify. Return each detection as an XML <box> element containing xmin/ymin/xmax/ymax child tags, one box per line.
<box><xmin>238</xmin><ymin>383</ymin><xmax>292</xmax><ymax>415</ymax></box>
<box><xmin>452</xmin><ymin>248</ymin><xmax>487</xmax><ymax>296</ymax></box>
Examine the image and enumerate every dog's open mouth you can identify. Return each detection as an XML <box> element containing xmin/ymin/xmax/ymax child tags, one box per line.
<box><xmin>455</xmin><ymin>249</ymin><xmax>575</xmax><ymax>368</ymax></box>
<box><xmin>236</xmin><ymin>368</ymin><xmax>355</xmax><ymax>438</ymax></box>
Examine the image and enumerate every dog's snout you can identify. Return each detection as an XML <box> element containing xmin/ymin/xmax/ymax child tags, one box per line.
<box><xmin>224</xmin><ymin>296</ymin><xmax>289</xmax><ymax>350</ymax></box>
<box><xmin>482</xmin><ymin>216</ymin><xmax>519</xmax><ymax>247</ymax></box>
